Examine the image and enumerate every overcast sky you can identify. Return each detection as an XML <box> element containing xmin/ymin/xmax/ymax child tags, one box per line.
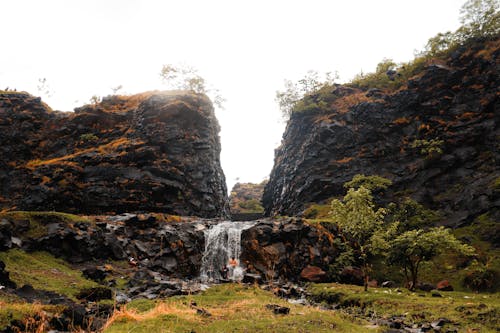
<box><xmin>1</xmin><ymin>0</ymin><xmax>464</xmax><ymax>191</ymax></box>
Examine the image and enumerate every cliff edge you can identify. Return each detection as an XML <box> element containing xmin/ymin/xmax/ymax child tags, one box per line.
<box><xmin>0</xmin><ymin>91</ymin><xmax>227</xmax><ymax>217</ymax></box>
<box><xmin>264</xmin><ymin>38</ymin><xmax>499</xmax><ymax>229</ymax></box>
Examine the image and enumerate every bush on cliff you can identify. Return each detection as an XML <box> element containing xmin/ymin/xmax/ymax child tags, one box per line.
<box><xmin>351</xmin><ymin>0</ymin><xmax>499</xmax><ymax>90</ymax></box>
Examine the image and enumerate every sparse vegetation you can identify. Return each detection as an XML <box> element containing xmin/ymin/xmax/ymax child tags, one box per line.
<box><xmin>275</xmin><ymin>70</ymin><xmax>338</xmax><ymax>119</ymax></box>
<box><xmin>160</xmin><ymin>64</ymin><xmax>225</xmax><ymax>109</ymax></box>
<box><xmin>79</xmin><ymin>133</ymin><xmax>99</xmax><ymax>142</ymax></box>
<box><xmin>0</xmin><ymin>249</ymin><xmax>99</xmax><ymax>299</ymax></box>
<box><xmin>103</xmin><ymin>284</ymin><xmax>373</xmax><ymax>333</ymax></box>
<box><xmin>410</xmin><ymin>138</ymin><xmax>444</xmax><ymax>158</ymax></box>
<box><xmin>308</xmin><ymin>283</ymin><xmax>500</xmax><ymax>332</ymax></box>
<box><xmin>0</xmin><ymin>211</ymin><xmax>90</xmax><ymax>239</ymax></box>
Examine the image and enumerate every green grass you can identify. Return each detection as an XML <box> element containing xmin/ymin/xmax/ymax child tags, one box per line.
<box><xmin>308</xmin><ymin>283</ymin><xmax>500</xmax><ymax>332</ymax></box>
<box><xmin>0</xmin><ymin>292</ymin><xmax>63</xmax><ymax>331</ymax></box>
<box><xmin>104</xmin><ymin>284</ymin><xmax>377</xmax><ymax>333</ymax></box>
<box><xmin>0</xmin><ymin>211</ymin><xmax>90</xmax><ymax>239</ymax></box>
<box><xmin>0</xmin><ymin>249</ymin><xmax>99</xmax><ymax>299</ymax></box>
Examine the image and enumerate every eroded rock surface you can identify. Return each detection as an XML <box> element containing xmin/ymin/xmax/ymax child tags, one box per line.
<box><xmin>0</xmin><ymin>91</ymin><xmax>227</xmax><ymax>217</ymax></box>
<box><xmin>264</xmin><ymin>38</ymin><xmax>500</xmax><ymax>230</ymax></box>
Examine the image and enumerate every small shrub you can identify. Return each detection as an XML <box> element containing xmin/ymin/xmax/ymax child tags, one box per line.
<box><xmin>410</xmin><ymin>138</ymin><xmax>444</xmax><ymax>158</ymax></box>
<box><xmin>463</xmin><ymin>268</ymin><xmax>499</xmax><ymax>292</ymax></box>
<box><xmin>79</xmin><ymin>133</ymin><xmax>98</xmax><ymax>142</ymax></box>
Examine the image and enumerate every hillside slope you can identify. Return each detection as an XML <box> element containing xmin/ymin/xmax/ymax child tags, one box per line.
<box><xmin>264</xmin><ymin>38</ymin><xmax>499</xmax><ymax>232</ymax></box>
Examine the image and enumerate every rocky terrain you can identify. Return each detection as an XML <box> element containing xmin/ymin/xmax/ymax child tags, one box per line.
<box><xmin>0</xmin><ymin>91</ymin><xmax>227</xmax><ymax>217</ymax></box>
<box><xmin>229</xmin><ymin>181</ymin><xmax>266</xmax><ymax>220</ymax></box>
<box><xmin>0</xmin><ymin>212</ymin><xmax>338</xmax><ymax>331</ymax></box>
<box><xmin>264</xmin><ymin>38</ymin><xmax>500</xmax><ymax>234</ymax></box>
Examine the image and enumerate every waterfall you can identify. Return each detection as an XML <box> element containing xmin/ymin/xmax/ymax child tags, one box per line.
<box><xmin>200</xmin><ymin>221</ymin><xmax>256</xmax><ymax>283</ymax></box>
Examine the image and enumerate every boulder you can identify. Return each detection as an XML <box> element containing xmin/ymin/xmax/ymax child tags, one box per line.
<box><xmin>436</xmin><ymin>279</ymin><xmax>454</xmax><ymax>291</ymax></box>
<box><xmin>339</xmin><ymin>266</ymin><xmax>364</xmax><ymax>286</ymax></box>
<box><xmin>300</xmin><ymin>265</ymin><xmax>327</xmax><ymax>282</ymax></box>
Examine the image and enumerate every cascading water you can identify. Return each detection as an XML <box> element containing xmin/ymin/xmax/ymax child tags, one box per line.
<box><xmin>200</xmin><ymin>221</ymin><xmax>256</xmax><ymax>283</ymax></box>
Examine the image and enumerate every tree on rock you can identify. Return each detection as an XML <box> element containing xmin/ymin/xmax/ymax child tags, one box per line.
<box><xmin>160</xmin><ymin>64</ymin><xmax>225</xmax><ymax>109</ymax></box>
<box><xmin>330</xmin><ymin>186</ymin><xmax>387</xmax><ymax>291</ymax></box>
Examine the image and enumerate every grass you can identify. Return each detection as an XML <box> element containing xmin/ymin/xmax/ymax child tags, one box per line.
<box><xmin>308</xmin><ymin>283</ymin><xmax>500</xmax><ymax>332</ymax></box>
<box><xmin>103</xmin><ymin>284</ymin><xmax>376</xmax><ymax>333</ymax></box>
<box><xmin>0</xmin><ymin>211</ymin><xmax>90</xmax><ymax>239</ymax></box>
<box><xmin>0</xmin><ymin>293</ymin><xmax>63</xmax><ymax>331</ymax></box>
<box><xmin>0</xmin><ymin>249</ymin><xmax>99</xmax><ymax>299</ymax></box>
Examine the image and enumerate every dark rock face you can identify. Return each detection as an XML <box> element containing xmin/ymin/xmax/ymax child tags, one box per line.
<box><xmin>240</xmin><ymin>218</ymin><xmax>338</xmax><ymax>281</ymax></box>
<box><xmin>263</xmin><ymin>38</ymin><xmax>500</xmax><ymax>229</ymax></box>
<box><xmin>18</xmin><ymin>214</ymin><xmax>210</xmax><ymax>279</ymax></box>
<box><xmin>0</xmin><ymin>91</ymin><xmax>227</xmax><ymax>217</ymax></box>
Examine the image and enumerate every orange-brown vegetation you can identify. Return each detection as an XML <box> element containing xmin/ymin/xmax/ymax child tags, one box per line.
<box><xmin>331</xmin><ymin>92</ymin><xmax>384</xmax><ymax>114</ymax></box>
<box><xmin>393</xmin><ymin>117</ymin><xmax>410</xmax><ymax>125</ymax></box>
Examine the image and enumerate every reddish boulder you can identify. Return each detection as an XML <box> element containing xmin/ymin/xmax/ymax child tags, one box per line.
<box><xmin>300</xmin><ymin>265</ymin><xmax>327</xmax><ymax>282</ymax></box>
<box><xmin>436</xmin><ymin>280</ymin><xmax>454</xmax><ymax>291</ymax></box>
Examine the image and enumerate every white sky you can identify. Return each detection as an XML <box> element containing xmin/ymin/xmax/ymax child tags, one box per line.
<box><xmin>0</xmin><ymin>0</ymin><xmax>464</xmax><ymax>192</ymax></box>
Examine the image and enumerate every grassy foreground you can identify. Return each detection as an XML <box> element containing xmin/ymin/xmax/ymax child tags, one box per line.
<box><xmin>0</xmin><ymin>249</ymin><xmax>99</xmax><ymax>299</ymax></box>
<box><xmin>308</xmin><ymin>283</ymin><xmax>500</xmax><ymax>332</ymax></box>
<box><xmin>103</xmin><ymin>284</ymin><xmax>375</xmax><ymax>333</ymax></box>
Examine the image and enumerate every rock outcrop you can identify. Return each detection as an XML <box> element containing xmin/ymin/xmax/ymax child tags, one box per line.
<box><xmin>241</xmin><ymin>218</ymin><xmax>337</xmax><ymax>281</ymax></box>
<box><xmin>0</xmin><ymin>91</ymin><xmax>227</xmax><ymax>217</ymax></box>
<box><xmin>264</xmin><ymin>38</ymin><xmax>500</xmax><ymax>230</ymax></box>
<box><xmin>229</xmin><ymin>181</ymin><xmax>266</xmax><ymax>220</ymax></box>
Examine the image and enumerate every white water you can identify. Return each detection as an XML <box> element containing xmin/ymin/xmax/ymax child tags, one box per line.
<box><xmin>200</xmin><ymin>221</ymin><xmax>256</xmax><ymax>283</ymax></box>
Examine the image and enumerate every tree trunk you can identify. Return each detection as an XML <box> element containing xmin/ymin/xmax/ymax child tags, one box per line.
<box><xmin>363</xmin><ymin>263</ymin><xmax>368</xmax><ymax>291</ymax></box>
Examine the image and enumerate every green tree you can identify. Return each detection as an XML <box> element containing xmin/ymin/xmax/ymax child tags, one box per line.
<box><xmin>459</xmin><ymin>0</ymin><xmax>500</xmax><ymax>38</ymax></box>
<box><xmin>386</xmin><ymin>198</ymin><xmax>441</xmax><ymax>231</ymax></box>
<box><xmin>386</xmin><ymin>227</ymin><xmax>475</xmax><ymax>290</ymax></box>
<box><xmin>343</xmin><ymin>174</ymin><xmax>392</xmax><ymax>192</ymax></box>
<box><xmin>276</xmin><ymin>70</ymin><xmax>338</xmax><ymax>120</ymax></box>
<box><xmin>330</xmin><ymin>186</ymin><xmax>387</xmax><ymax>291</ymax></box>
<box><xmin>160</xmin><ymin>64</ymin><xmax>225</xmax><ymax>109</ymax></box>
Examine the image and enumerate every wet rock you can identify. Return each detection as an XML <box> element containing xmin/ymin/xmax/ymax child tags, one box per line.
<box><xmin>0</xmin><ymin>260</ymin><xmax>16</xmax><ymax>289</ymax></box>
<box><xmin>82</xmin><ymin>266</ymin><xmax>108</xmax><ymax>282</ymax></box>
<box><xmin>15</xmin><ymin>284</ymin><xmax>72</xmax><ymax>305</ymax></box>
<box><xmin>265</xmin><ymin>304</ymin><xmax>290</xmax><ymax>315</ymax></box>
<box><xmin>300</xmin><ymin>265</ymin><xmax>327</xmax><ymax>282</ymax></box>
<box><xmin>382</xmin><ymin>281</ymin><xmax>396</xmax><ymax>288</ymax></box>
<box><xmin>417</xmin><ymin>283</ymin><xmax>435</xmax><ymax>292</ymax></box>
<box><xmin>75</xmin><ymin>287</ymin><xmax>112</xmax><ymax>302</ymax></box>
<box><xmin>242</xmin><ymin>273</ymin><xmax>262</xmax><ymax>284</ymax></box>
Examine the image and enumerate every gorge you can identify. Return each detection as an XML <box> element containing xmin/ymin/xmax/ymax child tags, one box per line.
<box><xmin>0</xmin><ymin>34</ymin><xmax>499</xmax><ymax>333</ymax></box>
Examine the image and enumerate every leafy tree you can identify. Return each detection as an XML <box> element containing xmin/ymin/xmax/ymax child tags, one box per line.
<box><xmin>386</xmin><ymin>197</ymin><xmax>441</xmax><ymax>231</ymax></box>
<box><xmin>330</xmin><ymin>186</ymin><xmax>387</xmax><ymax>291</ymax></box>
<box><xmin>386</xmin><ymin>227</ymin><xmax>475</xmax><ymax>290</ymax></box>
<box><xmin>459</xmin><ymin>0</ymin><xmax>500</xmax><ymax>38</ymax></box>
<box><xmin>343</xmin><ymin>174</ymin><xmax>392</xmax><ymax>192</ymax></box>
<box><xmin>276</xmin><ymin>70</ymin><xmax>338</xmax><ymax>120</ymax></box>
<box><xmin>160</xmin><ymin>64</ymin><xmax>225</xmax><ymax>109</ymax></box>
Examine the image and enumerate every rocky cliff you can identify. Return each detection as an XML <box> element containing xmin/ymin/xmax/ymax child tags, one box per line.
<box><xmin>0</xmin><ymin>91</ymin><xmax>227</xmax><ymax>217</ymax></box>
<box><xmin>264</xmin><ymin>38</ymin><xmax>499</xmax><ymax>229</ymax></box>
